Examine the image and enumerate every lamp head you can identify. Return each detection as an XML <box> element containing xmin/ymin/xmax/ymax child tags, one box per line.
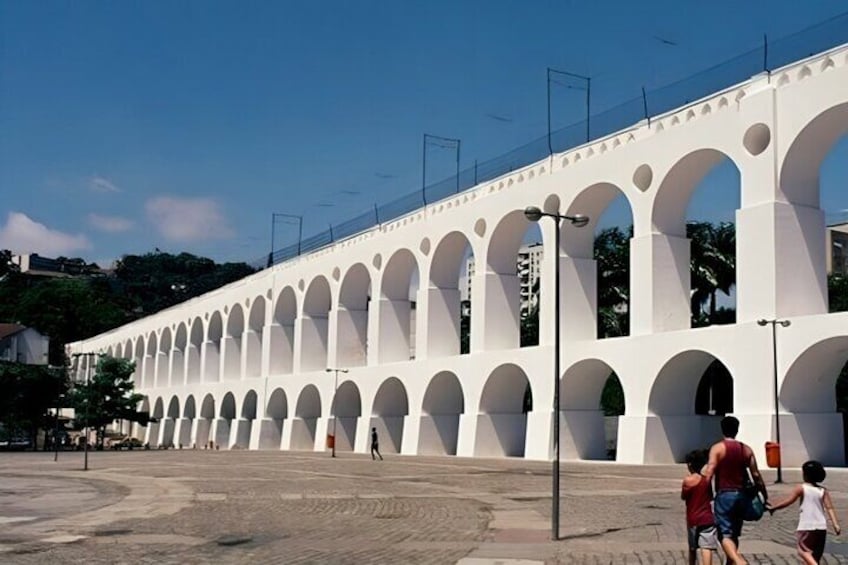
<box><xmin>757</xmin><ymin>319</ymin><xmax>768</xmax><ymax>326</ymax></box>
<box><xmin>524</xmin><ymin>206</ymin><xmax>543</xmax><ymax>223</ymax></box>
<box><xmin>570</xmin><ymin>214</ymin><xmax>590</xmax><ymax>228</ymax></box>
<box><xmin>780</xmin><ymin>320</ymin><xmax>791</xmax><ymax>327</ymax></box>
<box><xmin>325</xmin><ymin>368</ymin><xmax>332</xmax><ymax>373</ymax></box>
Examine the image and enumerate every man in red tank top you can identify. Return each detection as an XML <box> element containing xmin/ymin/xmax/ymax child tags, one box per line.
<box><xmin>703</xmin><ymin>416</ymin><xmax>769</xmax><ymax>565</ymax></box>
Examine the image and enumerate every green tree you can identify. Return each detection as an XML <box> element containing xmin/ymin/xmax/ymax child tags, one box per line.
<box><xmin>71</xmin><ymin>356</ymin><xmax>148</xmax><ymax>448</ymax></box>
<box><xmin>828</xmin><ymin>274</ymin><xmax>848</xmax><ymax>313</ymax></box>
<box><xmin>687</xmin><ymin>221</ymin><xmax>736</xmax><ymax>326</ymax></box>
<box><xmin>0</xmin><ymin>361</ymin><xmax>68</xmax><ymax>446</ymax></box>
<box><xmin>115</xmin><ymin>251</ymin><xmax>255</xmax><ymax>315</ymax></box>
<box><xmin>600</xmin><ymin>373</ymin><xmax>625</xmax><ymax>416</ymax></box>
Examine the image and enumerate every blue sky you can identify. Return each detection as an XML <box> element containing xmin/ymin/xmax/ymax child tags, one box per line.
<box><xmin>1</xmin><ymin>1</ymin><xmax>847</xmax><ymax>267</ymax></box>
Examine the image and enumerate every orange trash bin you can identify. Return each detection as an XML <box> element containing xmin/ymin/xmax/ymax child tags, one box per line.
<box><xmin>326</xmin><ymin>434</ymin><xmax>335</xmax><ymax>449</ymax></box>
<box><xmin>765</xmin><ymin>441</ymin><xmax>781</xmax><ymax>468</ymax></box>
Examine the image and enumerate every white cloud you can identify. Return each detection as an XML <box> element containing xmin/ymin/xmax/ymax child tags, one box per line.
<box><xmin>89</xmin><ymin>175</ymin><xmax>121</xmax><ymax>193</ymax></box>
<box><xmin>87</xmin><ymin>213</ymin><xmax>134</xmax><ymax>233</ymax></box>
<box><xmin>145</xmin><ymin>196</ymin><xmax>235</xmax><ymax>242</ymax></box>
<box><xmin>0</xmin><ymin>212</ymin><xmax>91</xmax><ymax>255</ymax></box>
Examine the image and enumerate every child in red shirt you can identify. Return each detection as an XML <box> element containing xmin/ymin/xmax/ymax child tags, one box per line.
<box><xmin>682</xmin><ymin>449</ymin><xmax>719</xmax><ymax>565</ymax></box>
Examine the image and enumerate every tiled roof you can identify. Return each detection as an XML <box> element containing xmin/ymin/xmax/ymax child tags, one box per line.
<box><xmin>0</xmin><ymin>323</ymin><xmax>26</xmax><ymax>340</ymax></box>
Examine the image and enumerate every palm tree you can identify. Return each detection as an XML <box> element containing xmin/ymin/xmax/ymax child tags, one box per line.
<box><xmin>595</xmin><ymin>226</ymin><xmax>631</xmax><ymax>337</ymax></box>
<box><xmin>687</xmin><ymin>221</ymin><xmax>735</xmax><ymax>325</ymax></box>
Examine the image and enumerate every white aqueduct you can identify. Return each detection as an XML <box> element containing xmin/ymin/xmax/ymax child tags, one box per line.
<box><xmin>70</xmin><ymin>44</ymin><xmax>848</xmax><ymax>466</ymax></box>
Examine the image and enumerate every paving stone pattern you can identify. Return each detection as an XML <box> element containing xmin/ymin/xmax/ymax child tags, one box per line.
<box><xmin>1</xmin><ymin>451</ymin><xmax>848</xmax><ymax>564</ymax></box>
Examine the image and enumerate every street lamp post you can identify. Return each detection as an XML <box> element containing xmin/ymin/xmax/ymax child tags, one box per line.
<box><xmin>72</xmin><ymin>352</ymin><xmax>98</xmax><ymax>471</ymax></box>
<box><xmin>325</xmin><ymin>368</ymin><xmax>349</xmax><ymax>458</ymax></box>
<box><xmin>757</xmin><ymin>318</ymin><xmax>791</xmax><ymax>483</ymax></box>
<box><xmin>54</xmin><ymin>393</ymin><xmax>65</xmax><ymax>462</ymax></box>
<box><xmin>524</xmin><ymin>205</ymin><xmax>590</xmax><ymax>540</ymax></box>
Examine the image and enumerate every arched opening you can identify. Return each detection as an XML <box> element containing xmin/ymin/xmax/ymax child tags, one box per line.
<box><xmin>380</xmin><ymin>249</ymin><xmax>420</xmax><ymax>363</ymax></box>
<box><xmin>223</xmin><ymin>305</ymin><xmax>244</xmax><ymax>381</ymax></box>
<box><xmin>563</xmin><ymin>184</ymin><xmax>634</xmax><ymax>339</ymax></box>
<box><xmin>144</xmin><ymin>332</ymin><xmax>157</xmax><ymax>389</ymax></box>
<box><xmin>204</xmin><ymin>312</ymin><xmax>223</xmax><ymax>383</ymax></box>
<box><xmin>216</xmin><ymin>392</ymin><xmax>237</xmax><ymax>449</ymax></box>
<box><xmin>560</xmin><ymin>359</ymin><xmax>626</xmax><ymax>460</ymax></box>
<box><xmin>338</xmin><ymin>263</ymin><xmax>371</xmax><ymax>367</ymax></box>
<box><xmin>161</xmin><ymin>396</ymin><xmax>179</xmax><ymax>447</ymax></box>
<box><xmin>270</xmin><ymin>287</ymin><xmax>297</xmax><ymax>375</ymax></box>
<box><xmin>197</xmin><ymin>394</ymin><xmax>216</xmax><ymax>448</ymax></box>
<box><xmin>150</xmin><ymin>397</ymin><xmax>164</xmax><ymax>447</ymax></box>
<box><xmin>172</xmin><ymin>324</ymin><xmax>187</xmax><ymax>386</ymax></box>
<box><xmin>646</xmin><ymin>350</ymin><xmax>734</xmax><ymax>463</ymax></box>
<box><xmin>132</xmin><ymin>338</ymin><xmax>143</xmax><ymax>386</ymax></box>
<box><xmin>180</xmin><ymin>395</ymin><xmax>196</xmax><ymax>447</ymax></box>
<box><xmin>419</xmin><ymin>371</ymin><xmax>464</xmax><ymax>455</ymax></box>
<box><xmin>653</xmin><ymin>150</ymin><xmax>739</xmax><ymax>329</ymax></box>
<box><xmin>370</xmin><ymin>377</ymin><xmax>409</xmax><ymax>453</ymax></box>
<box><xmin>781</xmin><ymin>336</ymin><xmax>848</xmax><ymax>466</ymax></box>
<box><xmin>157</xmin><ymin>328</ymin><xmax>172</xmax><ymax>388</ymax></box>
<box><xmin>291</xmin><ymin>385</ymin><xmax>321</xmax><ymax>450</ymax></box>
<box><xmin>186</xmin><ymin>317</ymin><xmax>203</xmax><ymax>384</ymax></box>
<box><xmin>245</xmin><ymin>297</ymin><xmax>265</xmax><ymax>378</ymax></box>
<box><xmin>301</xmin><ymin>277</ymin><xmax>331</xmax><ymax>372</ymax></box>
<box><xmin>485</xmin><ymin>210</ymin><xmax>544</xmax><ymax>349</ymax></box>
<box><xmin>232</xmin><ymin>390</ymin><xmax>257</xmax><ymax>449</ymax></box>
<box><xmin>260</xmin><ymin>388</ymin><xmax>288</xmax><ymax>449</ymax></box>
<box><xmin>781</xmin><ymin>103</ymin><xmax>848</xmax><ymax>314</ymax></box>
<box><xmin>428</xmin><ymin>231</ymin><xmax>474</xmax><ymax>358</ymax></box>
<box><xmin>331</xmin><ymin>380</ymin><xmax>362</xmax><ymax>452</ymax></box>
<box><xmin>475</xmin><ymin>363</ymin><xmax>531</xmax><ymax>457</ymax></box>
<box><xmin>135</xmin><ymin>396</ymin><xmax>150</xmax><ymax>441</ymax></box>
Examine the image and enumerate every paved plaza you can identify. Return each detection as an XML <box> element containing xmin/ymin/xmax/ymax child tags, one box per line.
<box><xmin>1</xmin><ymin>451</ymin><xmax>848</xmax><ymax>564</ymax></box>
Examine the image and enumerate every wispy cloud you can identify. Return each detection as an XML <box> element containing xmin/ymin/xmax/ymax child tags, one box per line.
<box><xmin>89</xmin><ymin>175</ymin><xmax>121</xmax><ymax>193</ymax></box>
<box><xmin>0</xmin><ymin>212</ymin><xmax>91</xmax><ymax>255</ymax></box>
<box><xmin>87</xmin><ymin>213</ymin><xmax>134</xmax><ymax>233</ymax></box>
<box><xmin>145</xmin><ymin>196</ymin><xmax>234</xmax><ymax>242</ymax></box>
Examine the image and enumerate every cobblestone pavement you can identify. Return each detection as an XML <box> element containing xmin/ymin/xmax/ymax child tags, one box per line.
<box><xmin>1</xmin><ymin>450</ymin><xmax>848</xmax><ymax>564</ymax></box>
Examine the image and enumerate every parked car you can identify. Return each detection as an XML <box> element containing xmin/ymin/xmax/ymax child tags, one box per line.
<box><xmin>0</xmin><ymin>437</ymin><xmax>32</xmax><ymax>451</ymax></box>
<box><xmin>111</xmin><ymin>437</ymin><xmax>144</xmax><ymax>450</ymax></box>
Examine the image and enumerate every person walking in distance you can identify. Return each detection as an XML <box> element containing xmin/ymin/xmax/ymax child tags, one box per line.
<box><xmin>703</xmin><ymin>416</ymin><xmax>769</xmax><ymax>565</ymax></box>
<box><xmin>768</xmin><ymin>460</ymin><xmax>841</xmax><ymax>564</ymax></box>
<box><xmin>371</xmin><ymin>427</ymin><xmax>383</xmax><ymax>461</ymax></box>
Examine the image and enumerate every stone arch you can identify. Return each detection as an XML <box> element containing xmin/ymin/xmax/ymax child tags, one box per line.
<box><xmin>131</xmin><ymin>338</ymin><xmax>143</xmax><ymax>385</ymax></box>
<box><xmin>157</xmin><ymin>327</ymin><xmax>172</xmax><ymax>388</ymax></box>
<box><xmin>370</xmin><ymin>377</ymin><xmax>409</xmax><ymax>453</ymax></box>
<box><xmin>270</xmin><ymin>286</ymin><xmax>297</xmax><ymax>375</ymax></box>
<box><xmin>172</xmin><ymin>323</ymin><xmax>187</xmax><ymax>386</ymax></box>
<box><xmin>560</xmin><ymin>359</ymin><xmax>624</xmax><ymax>460</ymax></box>
<box><xmin>331</xmin><ymin>381</ymin><xmax>362</xmax><ymax>452</ymax></box>
<box><xmin>205</xmin><ymin>312</ymin><xmax>223</xmax><ymax>383</ymax></box>
<box><xmin>564</xmin><ymin>183</ymin><xmax>634</xmax><ymax>338</ymax></box>
<box><xmin>338</xmin><ymin>263</ymin><xmax>372</xmax><ymax>367</ymax></box>
<box><xmin>484</xmin><ymin>210</ymin><xmax>542</xmax><ymax>349</ymax></box>
<box><xmin>428</xmin><ymin>231</ymin><xmax>474</xmax><ymax>358</ymax></box>
<box><xmin>651</xmin><ymin>149</ymin><xmax>740</xmax><ymax>330</ymax></box>
<box><xmin>260</xmin><ymin>387</ymin><xmax>288</xmax><ymax>449</ymax></box>
<box><xmin>149</xmin><ymin>396</ymin><xmax>165</xmax><ymax>448</ymax></box>
<box><xmin>160</xmin><ymin>395</ymin><xmax>179</xmax><ymax>447</ymax></box>
<box><xmin>301</xmin><ymin>276</ymin><xmax>331</xmax><ymax>372</ymax></box>
<box><xmin>419</xmin><ymin>371</ymin><xmax>464</xmax><ymax>455</ymax></box>
<box><xmin>780</xmin><ymin>336</ymin><xmax>848</xmax><ymax>466</ymax></box>
<box><xmin>178</xmin><ymin>394</ymin><xmax>196</xmax><ymax>447</ymax></box>
<box><xmin>245</xmin><ymin>296</ymin><xmax>265</xmax><ymax>378</ymax></box>
<box><xmin>186</xmin><ymin>317</ymin><xmax>203</xmax><ymax>384</ymax></box>
<box><xmin>144</xmin><ymin>332</ymin><xmax>158</xmax><ymax>389</ymax></box>
<box><xmin>230</xmin><ymin>390</ymin><xmax>258</xmax><ymax>449</ymax></box>
<box><xmin>291</xmin><ymin>384</ymin><xmax>322</xmax><ymax>450</ymax></box>
<box><xmin>136</xmin><ymin>396</ymin><xmax>151</xmax><ymax>441</ymax></box>
<box><xmin>780</xmin><ymin>102</ymin><xmax>848</xmax><ymax>207</ymax></box>
<box><xmin>184</xmin><ymin>395</ymin><xmax>197</xmax><ymax>419</ymax></box>
<box><xmin>216</xmin><ymin>392</ymin><xmax>237</xmax><ymax>448</ymax></box>
<box><xmin>223</xmin><ymin>304</ymin><xmax>244</xmax><ymax>381</ymax></box>
<box><xmin>475</xmin><ymin>363</ymin><xmax>531</xmax><ymax>457</ymax></box>
<box><xmin>197</xmin><ymin>393</ymin><xmax>216</xmax><ymax>448</ymax></box>
<box><xmin>379</xmin><ymin>249</ymin><xmax>420</xmax><ymax>363</ymax></box>
<box><xmin>646</xmin><ymin>350</ymin><xmax>733</xmax><ymax>463</ymax></box>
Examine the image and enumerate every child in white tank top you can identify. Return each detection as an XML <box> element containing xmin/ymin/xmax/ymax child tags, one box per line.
<box><xmin>768</xmin><ymin>460</ymin><xmax>841</xmax><ymax>564</ymax></box>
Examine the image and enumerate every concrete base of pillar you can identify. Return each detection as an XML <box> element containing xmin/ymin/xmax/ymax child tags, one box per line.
<box><xmin>418</xmin><ymin>414</ymin><xmax>460</xmax><ymax>455</ymax></box>
<box><xmin>230</xmin><ymin>418</ymin><xmax>251</xmax><ymax>449</ymax></box>
<box><xmin>473</xmin><ymin>413</ymin><xmax>527</xmax><ymax>458</ymax></box>
<box><xmin>213</xmin><ymin>418</ymin><xmax>231</xmax><ymax>449</ymax></box>
<box><xmin>290</xmin><ymin>417</ymin><xmax>318</xmax><ymax>451</ymax></box>
<box><xmin>256</xmin><ymin>418</ymin><xmax>284</xmax><ymax>449</ymax></box>
<box><xmin>561</xmin><ymin>409</ymin><xmax>607</xmax><ymax>460</ymax></box>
